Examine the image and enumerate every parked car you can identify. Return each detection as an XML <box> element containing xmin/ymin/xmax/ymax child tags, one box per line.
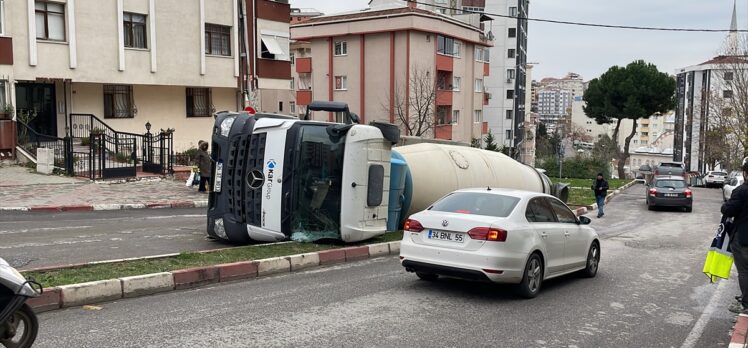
<box><xmin>654</xmin><ymin>162</ymin><xmax>685</xmax><ymax>176</ymax></box>
<box><xmin>646</xmin><ymin>175</ymin><xmax>693</xmax><ymax>212</ymax></box>
<box><xmin>399</xmin><ymin>188</ymin><xmax>600</xmax><ymax>299</ymax></box>
<box><xmin>704</xmin><ymin>171</ymin><xmax>728</xmax><ymax>188</ymax></box>
<box><xmin>723</xmin><ymin>175</ymin><xmax>745</xmax><ymax>202</ymax></box>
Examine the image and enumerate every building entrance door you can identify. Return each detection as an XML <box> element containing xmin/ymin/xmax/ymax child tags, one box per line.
<box><xmin>15</xmin><ymin>83</ymin><xmax>57</xmax><ymax>136</ymax></box>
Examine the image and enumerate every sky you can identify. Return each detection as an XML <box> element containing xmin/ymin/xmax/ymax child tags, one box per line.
<box><xmin>289</xmin><ymin>0</ymin><xmax>747</xmax><ymax>81</ymax></box>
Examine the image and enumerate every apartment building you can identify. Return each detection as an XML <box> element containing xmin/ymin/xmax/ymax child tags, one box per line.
<box><xmin>290</xmin><ymin>1</ymin><xmax>493</xmax><ymax>143</ymax></box>
<box><xmin>0</xmin><ymin>0</ymin><xmax>292</xmax><ymax>151</ymax></box>
<box><xmin>536</xmin><ymin>88</ymin><xmax>571</xmax><ymax>132</ymax></box>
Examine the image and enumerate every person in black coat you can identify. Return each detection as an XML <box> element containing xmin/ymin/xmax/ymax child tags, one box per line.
<box><xmin>591</xmin><ymin>173</ymin><xmax>610</xmax><ymax>218</ymax></box>
<box><xmin>725</xmin><ymin>161</ymin><xmax>748</xmax><ymax>313</ymax></box>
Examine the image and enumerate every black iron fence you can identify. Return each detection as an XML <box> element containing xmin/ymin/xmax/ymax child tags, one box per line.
<box><xmin>16</xmin><ymin>120</ymin><xmax>72</xmax><ymax>174</ymax></box>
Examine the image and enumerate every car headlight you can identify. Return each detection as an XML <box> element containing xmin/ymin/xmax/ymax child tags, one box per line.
<box><xmin>214</xmin><ymin>218</ymin><xmax>228</xmax><ymax>239</ymax></box>
<box><xmin>220</xmin><ymin>116</ymin><xmax>237</xmax><ymax>137</ymax></box>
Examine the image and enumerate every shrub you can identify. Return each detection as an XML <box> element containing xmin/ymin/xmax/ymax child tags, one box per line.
<box><xmin>539</xmin><ymin>156</ymin><xmax>610</xmax><ymax>179</ymax></box>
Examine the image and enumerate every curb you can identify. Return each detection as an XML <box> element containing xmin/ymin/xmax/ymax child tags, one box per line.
<box><xmin>27</xmin><ymin>241</ymin><xmax>401</xmax><ymax>313</ymax></box>
<box><xmin>730</xmin><ymin>314</ymin><xmax>748</xmax><ymax>348</ymax></box>
<box><xmin>587</xmin><ymin>180</ymin><xmax>638</xmax><ymax>213</ymax></box>
<box><xmin>8</xmin><ymin>200</ymin><xmax>209</xmax><ymax>213</ymax></box>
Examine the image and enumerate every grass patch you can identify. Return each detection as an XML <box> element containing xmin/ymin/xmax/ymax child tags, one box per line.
<box><xmin>550</xmin><ymin>178</ymin><xmax>634</xmax><ymax>207</ymax></box>
<box><xmin>24</xmin><ymin>231</ymin><xmax>404</xmax><ymax>288</ymax></box>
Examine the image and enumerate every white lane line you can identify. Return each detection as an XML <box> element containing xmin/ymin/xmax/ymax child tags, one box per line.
<box><xmin>0</xmin><ymin>225</ymin><xmax>94</xmax><ymax>235</ymax></box>
<box><xmin>144</xmin><ymin>215</ymin><xmax>205</xmax><ymax>220</ymax></box>
<box><xmin>681</xmin><ymin>278</ymin><xmax>732</xmax><ymax>348</ymax></box>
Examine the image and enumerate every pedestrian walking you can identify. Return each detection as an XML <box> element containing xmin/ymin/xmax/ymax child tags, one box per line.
<box><xmin>725</xmin><ymin>162</ymin><xmax>748</xmax><ymax>313</ymax></box>
<box><xmin>195</xmin><ymin>140</ymin><xmax>212</xmax><ymax>193</ymax></box>
<box><xmin>591</xmin><ymin>173</ymin><xmax>609</xmax><ymax>218</ymax></box>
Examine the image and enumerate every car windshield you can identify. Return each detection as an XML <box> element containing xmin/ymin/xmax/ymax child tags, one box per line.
<box><xmin>655</xmin><ymin>180</ymin><xmax>686</xmax><ymax>189</ymax></box>
<box><xmin>429</xmin><ymin>192</ymin><xmax>520</xmax><ymax>218</ymax></box>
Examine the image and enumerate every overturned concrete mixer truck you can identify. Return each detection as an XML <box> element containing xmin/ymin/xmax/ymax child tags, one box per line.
<box><xmin>206</xmin><ymin>101</ymin><xmax>568</xmax><ymax>244</ymax></box>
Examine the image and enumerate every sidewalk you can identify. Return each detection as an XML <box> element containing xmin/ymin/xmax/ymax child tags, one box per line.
<box><xmin>0</xmin><ymin>166</ymin><xmax>208</xmax><ymax>212</ymax></box>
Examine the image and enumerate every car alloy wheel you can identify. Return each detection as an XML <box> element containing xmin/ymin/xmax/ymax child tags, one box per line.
<box><xmin>516</xmin><ymin>254</ymin><xmax>543</xmax><ymax>299</ymax></box>
<box><xmin>582</xmin><ymin>242</ymin><xmax>600</xmax><ymax>278</ymax></box>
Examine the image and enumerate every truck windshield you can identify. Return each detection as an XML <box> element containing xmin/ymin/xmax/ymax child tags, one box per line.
<box><xmin>289</xmin><ymin>125</ymin><xmax>346</xmax><ymax>241</ymax></box>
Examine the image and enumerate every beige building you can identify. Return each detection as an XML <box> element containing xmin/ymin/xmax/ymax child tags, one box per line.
<box><xmin>290</xmin><ymin>2</ymin><xmax>492</xmax><ymax>143</ymax></box>
<box><xmin>1</xmin><ymin>0</ymin><xmax>245</xmax><ymax>151</ymax></box>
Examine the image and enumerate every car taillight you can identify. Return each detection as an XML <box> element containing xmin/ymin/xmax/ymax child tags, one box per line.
<box><xmin>685</xmin><ymin>190</ymin><xmax>692</xmax><ymax>198</ymax></box>
<box><xmin>468</xmin><ymin>227</ymin><xmax>507</xmax><ymax>242</ymax></box>
<box><xmin>649</xmin><ymin>188</ymin><xmax>657</xmax><ymax>196</ymax></box>
<box><xmin>404</xmin><ymin>219</ymin><xmax>424</xmax><ymax>232</ymax></box>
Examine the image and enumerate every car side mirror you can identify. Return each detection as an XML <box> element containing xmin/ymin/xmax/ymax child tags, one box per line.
<box><xmin>578</xmin><ymin>216</ymin><xmax>592</xmax><ymax>225</ymax></box>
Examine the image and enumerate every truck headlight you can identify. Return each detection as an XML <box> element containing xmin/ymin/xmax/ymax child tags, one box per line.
<box><xmin>214</xmin><ymin>218</ymin><xmax>228</xmax><ymax>239</ymax></box>
<box><xmin>220</xmin><ymin>116</ymin><xmax>237</xmax><ymax>137</ymax></box>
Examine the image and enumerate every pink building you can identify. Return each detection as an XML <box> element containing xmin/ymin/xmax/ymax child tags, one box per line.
<box><xmin>290</xmin><ymin>2</ymin><xmax>492</xmax><ymax>143</ymax></box>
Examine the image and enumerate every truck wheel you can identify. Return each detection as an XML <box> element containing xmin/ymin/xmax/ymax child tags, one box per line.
<box><xmin>370</xmin><ymin>122</ymin><xmax>400</xmax><ymax>144</ymax></box>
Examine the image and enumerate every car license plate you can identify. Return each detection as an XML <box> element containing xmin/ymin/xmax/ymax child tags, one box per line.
<box><xmin>214</xmin><ymin>162</ymin><xmax>223</xmax><ymax>192</ymax></box>
<box><xmin>428</xmin><ymin>230</ymin><xmax>465</xmax><ymax>243</ymax></box>
<box><xmin>665</xmin><ymin>193</ymin><xmax>678</xmax><ymax>197</ymax></box>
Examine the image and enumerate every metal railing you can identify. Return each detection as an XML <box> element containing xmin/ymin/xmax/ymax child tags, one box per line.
<box><xmin>15</xmin><ymin>120</ymin><xmax>72</xmax><ymax>174</ymax></box>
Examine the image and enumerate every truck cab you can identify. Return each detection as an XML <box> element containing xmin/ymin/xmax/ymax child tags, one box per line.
<box><xmin>207</xmin><ymin>102</ymin><xmax>399</xmax><ymax>244</ymax></box>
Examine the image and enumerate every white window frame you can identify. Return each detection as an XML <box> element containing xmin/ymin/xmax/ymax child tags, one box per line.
<box><xmin>506</xmin><ymin>69</ymin><xmax>515</xmax><ymax>80</ymax></box>
<box><xmin>334</xmin><ymin>75</ymin><xmax>347</xmax><ymax>90</ymax></box>
<box><xmin>334</xmin><ymin>41</ymin><xmax>347</xmax><ymax>56</ymax></box>
<box><xmin>474</xmin><ymin>79</ymin><xmax>483</xmax><ymax>92</ymax></box>
<box><xmin>508</xmin><ymin>6</ymin><xmax>518</xmax><ymax>17</ymax></box>
<box><xmin>290</xmin><ymin>101</ymin><xmax>296</xmax><ymax>114</ymax></box>
<box><xmin>452</xmin><ymin>76</ymin><xmax>461</xmax><ymax>91</ymax></box>
<box><xmin>0</xmin><ymin>80</ymin><xmax>7</xmax><ymax>108</ymax></box>
<box><xmin>452</xmin><ymin>110</ymin><xmax>460</xmax><ymax>124</ymax></box>
<box><xmin>506</xmin><ymin>129</ymin><xmax>512</xmax><ymax>139</ymax></box>
<box><xmin>0</xmin><ymin>0</ymin><xmax>5</xmax><ymax>36</ymax></box>
<box><xmin>474</xmin><ymin>110</ymin><xmax>483</xmax><ymax>123</ymax></box>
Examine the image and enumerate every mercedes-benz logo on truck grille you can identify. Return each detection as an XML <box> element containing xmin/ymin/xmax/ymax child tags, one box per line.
<box><xmin>247</xmin><ymin>170</ymin><xmax>265</xmax><ymax>190</ymax></box>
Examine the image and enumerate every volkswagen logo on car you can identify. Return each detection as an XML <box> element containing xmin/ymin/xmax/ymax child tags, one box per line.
<box><xmin>247</xmin><ymin>170</ymin><xmax>264</xmax><ymax>190</ymax></box>
<box><xmin>442</xmin><ymin>220</ymin><xmax>449</xmax><ymax>227</ymax></box>
<box><xmin>265</xmin><ymin>159</ymin><xmax>277</xmax><ymax>200</ymax></box>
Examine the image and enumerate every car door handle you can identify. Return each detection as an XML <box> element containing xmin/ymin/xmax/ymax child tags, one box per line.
<box><xmin>564</xmin><ymin>232</ymin><xmax>570</xmax><ymax>237</ymax></box>
<box><xmin>540</xmin><ymin>232</ymin><xmax>548</xmax><ymax>238</ymax></box>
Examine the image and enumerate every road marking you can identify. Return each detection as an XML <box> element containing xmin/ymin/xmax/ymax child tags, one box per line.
<box><xmin>144</xmin><ymin>215</ymin><xmax>205</xmax><ymax>220</ymax></box>
<box><xmin>681</xmin><ymin>277</ymin><xmax>731</xmax><ymax>348</ymax></box>
<box><xmin>0</xmin><ymin>225</ymin><xmax>94</xmax><ymax>235</ymax></box>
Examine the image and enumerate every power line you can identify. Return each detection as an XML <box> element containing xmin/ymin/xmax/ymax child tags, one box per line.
<box><xmin>413</xmin><ymin>1</ymin><xmax>748</xmax><ymax>33</ymax></box>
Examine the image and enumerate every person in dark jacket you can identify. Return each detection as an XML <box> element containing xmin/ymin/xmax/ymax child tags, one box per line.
<box><xmin>726</xmin><ymin>162</ymin><xmax>748</xmax><ymax>313</ymax></box>
<box><xmin>195</xmin><ymin>141</ymin><xmax>212</xmax><ymax>193</ymax></box>
<box><xmin>591</xmin><ymin>173</ymin><xmax>610</xmax><ymax>218</ymax></box>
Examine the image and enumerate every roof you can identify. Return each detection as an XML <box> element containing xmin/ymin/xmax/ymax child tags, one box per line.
<box><xmin>298</xmin><ymin>6</ymin><xmax>434</xmax><ymax>25</ymax></box>
<box><xmin>698</xmin><ymin>55</ymin><xmax>748</xmax><ymax>66</ymax></box>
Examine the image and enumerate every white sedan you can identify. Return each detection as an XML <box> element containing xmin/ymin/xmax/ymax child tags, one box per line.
<box><xmin>399</xmin><ymin>188</ymin><xmax>600</xmax><ymax>298</ymax></box>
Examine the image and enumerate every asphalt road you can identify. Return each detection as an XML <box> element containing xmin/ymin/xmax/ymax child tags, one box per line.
<box><xmin>0</xmin><ymin>208</ymin><xmax>226</xmax><ymax>270</ymax></box>
<box><xmin>33</xmin><ymin>184</ymin><xmax>739</xmax><ymax>347</ymax></box>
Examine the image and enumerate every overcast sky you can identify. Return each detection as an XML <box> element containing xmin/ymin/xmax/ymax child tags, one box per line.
<box><xmin>289</xmin><ymin>0</ymin><xmax>746</xmax><ymax>81</ymax></box>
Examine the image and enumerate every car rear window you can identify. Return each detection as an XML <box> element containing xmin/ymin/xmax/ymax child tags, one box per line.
<box><xmin>660</xmin><ymin>163</ymin><xmax>682</xmax><ymax>167</ymax></box>
<box><xmin>655</xmin><ymin>180</ymin><xmax>687</xmax><ymax>189</ymax></box>
<box><xmin>714</xmin><ymin>172</ymin><xmax>727</xmax><ymax>176</ymax></box>
<box><xmin>429</xmin><ymin>192</ymin><xmax>520</xmax><ymax>218</ymax></box>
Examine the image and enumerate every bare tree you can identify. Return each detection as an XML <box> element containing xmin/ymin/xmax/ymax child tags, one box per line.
<box><xmin>382</xmin><ymin>66</ymin><xmax>437</xmax><ymax>137</ymax></box>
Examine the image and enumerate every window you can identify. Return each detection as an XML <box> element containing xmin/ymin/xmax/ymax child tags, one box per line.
<box><xmin>549</xmin><ymin>198</ymin><xmax>577</xmax><ymax>223</ymax></box>
<box><xmin>525</xmin><ymin>198</ymin><xmax>557</xmax><ymax>223</ymax></box>
<box><xmin>473</xmin><ymin>110</ymin><xmax>482</xmax><ymax>123</ymax></box>
<box><xmin>508</xmin><ymin>28</ymin><xmax>517</xmax><ymax>38</ymax></box>
<box><xmin>123</xmin><ymin>13</ymin><xmax>147</xmax><ymax>49</ymax></box>
<box><xmin>452</xmin><ymin>110</ymin><xmax>460</xmax><ymax>124</ymax></box>
<box><xmin>437</xmin><ymin>35</ymin><xmax>461</xmax><ymax>57</ymax></box>
<box><xmin>475</xmin><ymin>47</ymin><xmax>483</xmax><ymax>62</ymax></box>
<box><xmin>436</xmin><ymin>106</ymin><xmax>450</xmax><ymax>125</ymax></box>
<box><xmin>725</xmin><ymin>72</ymin><xmax>734</xmax><ymax>81</ymax></box>
<box><xmin>260</xmin><ymin>33</ymin><xmax>290</xmax><ymax>60</ymax></box>
<box><xmin>430</xmin><ymin>192</ymin><xmax>520</xmax><ymax>218</ymax></box>
<box><xmin>205</xmin><ymin>24</ymin><xmax>231</xmax><ymax>56</ymax></box>
<box><xmin>35</xmin><ymin>1</ymin><xmax>65</xmax><ymax>41</ymax></box>
<box><xmin>724</xmin><ymin>90</ymin><xmax>733</xmax><ymax>98</ymax></box>
<box><xmin>0</xmin><ymin>81</ymin><xmax>6</xmax><ymax>108</ymax></box>
<box><xmin>290</xmin><ymin>52</ymin><xmax>295</xmax><ymax>64</ymax></box>
<box><xmin>507</xmin><ymin>69</ymin><xmax>516</xmax><ymax>80</ymax></box>
<box><xmin>452</xmin><ymin>76</ymin><xmax>461</xmax><ymax>91</ymax></box>
<box><xmin>506</xmin><ymin>129</ymin><xmax>512</xmax><ymax>139</ymax></box>
<box><xmin>508</xmin><ymin>6</ymin><xmax>518</xmax><ymax>17</ymax></box>
<box><xmin>507</xmin><ymin>49</ymin><xmax>515</xmax><ymax>58</ymax></box>
<box><xmin>506</xmin><ymin>89</ymin><xmax>514</xmax><ymax>99</ymax></box>
<box><xmin>103</xmin><ymin>85</ymin><xmax>134</xmax><ymax>119</ymax></box>
<box><xmin>506</xmin><ymin>110</ymin><xmax>513</xmax><ymax>119</ymax></box>
<box><xmin>334</xmin><ymin>41</ymin><xmax>347</xmax><ymax>56</ymax></box>
<box><xmin>291</xmin><ymin>77</ymin><xmax>295</xmax><ymax>90</ymax></box>
<box><xmin>0</xmin><ymin>0</ymin><xmax>5</xmax><ymax>36</ymax></box>
<box><xmin>186</xmin><ymin>88</ymin><xmax>212</xmax><ymax>117</ymax></box>
<box><xmin>462</xmin><ymin>6</ymin><xmax>484</xmax><ymax>13</ymax></box>
<box><xmin>279</xmin><ymin>102</ymin><xmax>283</xmax><ymax>112</ymax></box>
<box><xmin>334</xmin><ymin>75</ymin><xmax>347</xmax><ymax>90</ymax></box>
<box><xmin>474</xmin><ymin>79</ymin><xmax>483</xmax><ymax>92</ymax></box>
<box><xmin>290</xmin><ymin>101</ymin><xmax>296</xmax><ymax>114</ymax></box>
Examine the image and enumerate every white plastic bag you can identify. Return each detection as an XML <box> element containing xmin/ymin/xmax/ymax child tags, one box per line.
<box><xmin>186</xmin><ymin>172</ymin><xmax>195</xmax><ymax>187</ymax></box>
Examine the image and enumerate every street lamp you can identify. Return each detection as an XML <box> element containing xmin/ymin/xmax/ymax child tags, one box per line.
<box><xmin>145</xmin><ymin>121</ymin><xmax>151</xmax><ymax>133</ymax></box>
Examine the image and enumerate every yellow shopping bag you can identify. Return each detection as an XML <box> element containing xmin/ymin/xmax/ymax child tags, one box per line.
<box><xmin>703</xmin><ymin>216</ymin><xmax>734</xmax><ymax>283</ymax></box>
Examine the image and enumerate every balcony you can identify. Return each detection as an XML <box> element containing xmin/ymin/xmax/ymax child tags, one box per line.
<box><xmin>296</xmin><ymin>57</ymin><xmax>312</xmax><ymax>74</ymax></box>
<box><xmin>434</xmin><ymin>124</ymin><xmax>453</xmax><ymax>140</ymax></box>
<box><xmin>257</xmin><ymin>59</ymin><xmax>292</xmax><ymax>80</ymax></box>
<box><xmin>436</xmin><ymin>55</ymin><xmax>453</xmax><ymax>72</ymax></box>
<box><xmin>483</xmin><ymin>92</ymin><xmax>490</xmax><ymax>106</ymax></box>
<box><xmin>436</xmin><ymin>90</ymin><xmax>453</xmax><ymax>106</ymax></box>
<box><xmin>296</xmin><ymin>90</ymin><xmax>312</xmax><ymax>106</ymax></box>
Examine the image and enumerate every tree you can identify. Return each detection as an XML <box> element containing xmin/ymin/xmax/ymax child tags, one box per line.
<box><xmin>484</xmin><ymin>130</ymin><xmax>499</xmax><ymax>151</ymax></box>
<box><xmin>584</xmin><ymin>60</ymin><xmax>676</xmax><ymax>179</ymax></box>
<box><xmin>382</xmin><ymin>66</ymin><xmax>437</xmax><ymax>137</ymax></box>
<box><xmin>592</xmin><ymin>134</ymin><xmax>617</xmax><ymax>168</ymax></box>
